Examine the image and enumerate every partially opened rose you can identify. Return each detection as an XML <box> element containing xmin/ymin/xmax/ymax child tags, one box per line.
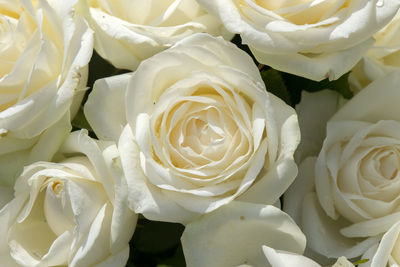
<box><xmin>78</xmin><ymin>0</ymin><xmax>231</xmax><ymax>70</ymax></box>
<box><xmin>285</xmin><ymin>72</ymin><xmax>400</xmax><ymax>259</ymax></box>
<box><xmin>0</xmin><ymin>131</ymin><xmax>137</xmax><ymax>267</ymax></box>
<box><xmin>197</xmin><ymin>0</ymin><xmax>400</xmax><ymax>81</ymax></box>
<box><xmin>0</xmin><ymin>0</ymin><xmax>93</xmax><ymax>186</ymax></box>
<box><xmin>85</xmin><ymin>33</ymin><xmax>300</xmax><ymax>224</ymax></box>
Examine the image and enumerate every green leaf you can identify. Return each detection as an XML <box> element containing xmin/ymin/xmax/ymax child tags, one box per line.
<box><xmin>281</xmin><ymin>71</ymin><xmax>353</xmax><ymax>106</ymax></box>
<box><xmin>261</xmin><ymin>68</ymin><xmax>291</xmax><ymax>105</ymax></box>
<box><xmin>353</xmin><ymin>258</ymin><xmax>369</xmax><ymax>265</ymax></box>
<box><xmin>134</xmin><ymin>220</ymin><xmax>184</xmax><ymax>254</ymax></box>
<box><xmin>156</xmin><ymin>246</ymin><xmax>186</xmax><ymax>267</ymax></box>
<box><xmin>307</xmin><ymin>72</ymin><xmax>353</xmax><ymax>99</ymax></box>
<box><xmin>71</xmin><ymin>106</ymin><xmax>92</xmax><ymax>132</ymax></box>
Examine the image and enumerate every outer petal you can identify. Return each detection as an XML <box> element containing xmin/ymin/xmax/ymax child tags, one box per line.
<box><xmin>251</xmin><ymin>38</ymin><xmax>373</xmax><ymax>81</ymax></box>
<box><xmin>78</xmin><ymin>0</ymin><xmax>230</xmax><ymax>70</ymax></box>
<box><xmin>84</xmin><ymin>73</ymin><xmax>130</xmax><ymax>142</ymax></box>
<box><xmin>283</xmin><ymin>157</ymin><xmax>317</xmax><ymax>225</ymax></box>
<box><xmin>367</xmin><ymin>221</ymin><xmax>400</xmax><ymax>267</ymax></box>
<box><xmin>332</xmin><ymin>257</ymin><xmax>355</xmax><ymax>267</ymax></box>
<box><xmin>262</xmin><ymin>246</ymin><xmax>321</xmax><ymax>267</ymax></box>
<box><xmin>238</xmin><ymin>93</ymin><xmax>300</xmax><ymax>204</ymax></box>
<box><xmin>295</xmin><ymin>90</ymin><xmax>345</xmax><ymax>162</ymax></box>
<box><xmin>118</xmin><ymin>125</ymin><xmax>198</xmax><ymax>224</ymax></box>
<box><xmin>302</xmin><ymin>193</ymin><xmax>379</xmax><ymax>259</ymax></box>
<box><xmin>0</xmin><ymin>111</ymin><xmax>71</xmax><ymax>187</ymax></box>
<box><xmin>331</xmin><ymin>72</ymin><xmax>400</xmax><ymax>122</ymax></box>
<box><xmin>181</xmin><ymin>201</ymin><xmax>306</xmax><ymax>267</ymax></box>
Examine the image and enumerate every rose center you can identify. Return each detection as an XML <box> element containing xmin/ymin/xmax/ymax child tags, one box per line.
<box><xmin>378</xmin><ymin>150</ymin><xmax>400</xmax><ymax>180</ymax></box>
<box><xmin>187</xmin><ymin>118</ymin><xmax>225</xmax><ymax>147</ymax></box>
<box><xmin>43</xmin><ymin>179</ymin><xmax>75</xmax><ymax>236</ymax></box>
<box><xmin>51</xmin><ymin>181</ymin><xmax>63</xmax><ymax>195</ymax></box>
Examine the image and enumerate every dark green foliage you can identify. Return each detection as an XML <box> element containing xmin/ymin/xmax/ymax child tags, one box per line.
<box><xmin>126</xmin><ymin>219</ymin><xmax>185</xmax><ymax>267</ymax></box>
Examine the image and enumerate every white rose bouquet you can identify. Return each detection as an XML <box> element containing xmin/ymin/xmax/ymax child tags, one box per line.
<box><xmin>2</xmin><ymin>0</ymin><xmax>400</xmax><ymax>266</ymax></box>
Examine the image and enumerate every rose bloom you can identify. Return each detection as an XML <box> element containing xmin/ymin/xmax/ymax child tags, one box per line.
<box><xmin>77</xmin><ymin>0</ymin><xmax>231</xmax><ymax>70</ymax></box>
<box><xmin>0</xmin><ymin>0</ymin><xmax>93</xmax><ymax>187</ymax></box>
<box><xmin>0</xmin><ymin>131</ymin><xmax>137</xmax><ymax>267</ymax></box>
<box><xmin>350</xmin><ymin>9</ymin><xmax>400</xmax><ymax>91</ymax></box>
<box><xmin>284</xmin><ymin>72</ymin><xmax>400</xmax><ymax>260</ymax></box>
<box><xmin>196</xmin><ymin>0</ymin><xmax>400</xmax><ymax>81</ymax></box>
<box><xmin>85</xmin><ymin>33</ymin><xmax>300</xmax><ymax>224</ymax></box>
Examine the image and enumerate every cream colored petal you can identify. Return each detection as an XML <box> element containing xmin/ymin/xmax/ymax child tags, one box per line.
<box><xmin>119</xmin><ymin>125</ymin><xmax>199</xmax><ymax>224</ymax></box>
<box><xmin>238</xmin><ymin>93</ymin><xmax>299</xmax><ymax>204</ymax></box>
<box><xmin>58</xmin><ymin>130</ymin><xmax>115</xmax><ymax>202</ymax></box>
<box><xmin>27</xmin><ymin>111</ymin><xmax>71</xmax><ymax>165</ymax></box>
<box><xmin>332</xmin><ymin>256</ymin><xmax>355</xmax><ymax>267</ymax></box>
<box><xmin>368</xmin><ymin>221</ymin><xmax>400</xmax><ymax>267</ymax></box>
<box><xmin>126</xmin><ymin>33</ymin><xmax>262</xmax><ymax>129</ymax></box>
<box><xmin>181</xmin><ymin>201</ymin><xmax>306</xmax><ymax>267</ymax></box>
<box><xmin>85</xmin><ymin>73</ymin><xmax>130</xmax><ymax>142</ymax></box>
<box><xmin>295</xmin><ymin>90</ymin><xmax>344</xmax><ymax>162</ymax></box>
<box><xmin>331</xmin><ymin>72</ymin><xmax>400</xmax><ymax>122</ymax></box>
<box><xmin>93</xmin><ymin>246</ymin><xmax>130</xmax><ymax>267</ymax></box>
<box><xmin>340</xmin><ymin>212</ymin><xmax>400</xmax><ymax>238</ymax></box>
<box><xmin>69</xmin><ymin>203</ymin><xmax>111</xmax><ymax>267</ymax></box>
<box><xmin>251</xmin><ymin>38</ymin><xmax>374</xmax><ymax>81</ymax></box>
<box><xmin>283</xmin><ymin>157</ymin><xmax>317</xmax><ymax>225</ymax></box>
<box><xmin>262</xmin><ymin>246</ymin><xmax>321</xmax><ymax>267</ymax></box>
<box><xmin>302</xmin><ymin>193</ymin><xmax>379</xmax><ymax>259</ymax></box>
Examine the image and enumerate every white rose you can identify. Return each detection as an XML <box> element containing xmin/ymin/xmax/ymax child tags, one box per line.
<box><xmin>85</xmin><ymin>33</ymin><xmax>300</xmax><ymax>224</ymax></box>
<box><xmin>0</xmin><ymin>0</ymin><xmax>93</xmax><ymax>186</ymax></box>
<box><xmin>0</xmin><ymin>130</ymin><xmax>137</xmax><ymax>267</ymax></box>
<box><xmin>284</xmin><ymin>72</ymin><xmax>400</xmax><ymax>259</ymax></box>
<box><xmin>181</xmin><ymin>201</ymin><xmax>306</xmax><ymax>267</ymax></box>
<box><xmin>77</xmin><ymin>0</ymin><xmax>232</xmax><ymax>70</ymax></box>
<box><xmin>197</xmin><ymin>0</ymin><xmax>400</xmax><ymax>81</ymax></box>
<box><xmin>349</xmin><ymin>10</ymin><xmax>400</xmax><ymax>91</ymax></box>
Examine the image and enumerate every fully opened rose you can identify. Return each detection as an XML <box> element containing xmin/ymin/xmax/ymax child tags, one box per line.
<box><xmin>0</xmin><ymin>0</ymin><xmax>93</xmax><ymax>187</ymax></box>
<box><xmin>0</xmin><ymin>131</ymin><xmax>137</xmax><ymax>267</ymax></box>
<box><xmin>85</xmin><ymin>33</ymin><xmax>300</xmax><ymax>224</ymax></box>
<box><xmin>78</xmin><ymin>0</ymin><xmax>231</xmax><ymax>70</ymax></box>
<box><xmin>197</xmin><ymin>0</ymin><xmax>400</xmax><ymax>81</ymax></box>
<box><xmin>285</xmin><ymin>72</ymin><xmax>400</xmax><ymax>260</ymax></box>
